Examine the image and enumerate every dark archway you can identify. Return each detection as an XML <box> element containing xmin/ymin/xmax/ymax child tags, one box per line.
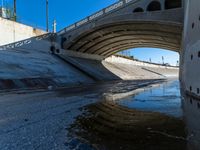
<box><xmin>133</xmin><ymin>7</ymin><xmax>144</xmax><ymax>13</ymax></box>
<box><xmin>165</xmin><ymin>0</ymin><xmax>182</xmax><ymax>9</ymax></box>
<box><xmin>147</xmin><ymin>1</ymin><xmax>161</xmax><ymax>11</ymax></box>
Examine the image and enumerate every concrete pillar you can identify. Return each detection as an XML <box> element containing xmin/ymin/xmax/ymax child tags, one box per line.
<box><xmin>160</xmin><ymin>0</ymin><xmax>165</xmax><ymax>11</ymax></box>
<box><xmin>182</xmin><ymin>0</ymin><xmax>200</xmax><ymax>97</ymax></box>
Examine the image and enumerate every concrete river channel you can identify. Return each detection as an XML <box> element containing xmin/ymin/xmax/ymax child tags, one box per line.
<box><xmin>0</xmin><ymin>78</ymin><xmax>199</xmax><ymax>150</ymax></box>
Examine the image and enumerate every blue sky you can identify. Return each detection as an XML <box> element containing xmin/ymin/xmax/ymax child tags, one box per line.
<box><xmin>130</xmin><ymin>48</ymin><xmax>179</xmax><ymax>66</ymax></box>
<box><xmin>1</xmin><ymin>0</ymin><xmax>179</xmax><ymax>65</ymax></box>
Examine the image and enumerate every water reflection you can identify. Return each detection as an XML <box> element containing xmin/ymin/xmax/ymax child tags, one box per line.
<box><xmin>117</xmin><ymin>80</ymin><xmax>182</xmax><ymax>118</ymax></box>
<box><xmin>67</xmin><ymin>101</ymin><xmax>186</xmax><ymax>150</ymax></box>
<box><xmin>66</xmin><ymin>79</ymin><xmax>188</xmax><ymax>150</ymax></box>
<box><xmin>182</xmin><ymin>95</ymin><xmax>200</xmax><ymax>150</ymax></box>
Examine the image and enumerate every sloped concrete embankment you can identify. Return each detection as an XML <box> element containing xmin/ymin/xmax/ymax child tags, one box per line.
<box><xmin>0</xmin><ymin>47</ymin><xmax>95</xmax><ymax>92</ymax></box>
<box><xmin>0</xmin><ymin>37</ymin><xmax>178</xmax><ymax>91</ymax></box>
<box><xmin>57</xmin><ymin>54</ymin><xmax>179</xmax><ymax>81</ymax></box>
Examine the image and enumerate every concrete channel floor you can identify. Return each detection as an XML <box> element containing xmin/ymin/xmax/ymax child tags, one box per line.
<box><xmin>0</xmin><ymin>79</ymin><xmax>166</xmax><ymax>150</ymax></box>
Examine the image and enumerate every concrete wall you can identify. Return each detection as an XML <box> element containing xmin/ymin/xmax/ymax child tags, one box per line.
<box><xmin>57</xmin><ymin>54</ymin><xmax>179</xmax><ymax>81</ymax></box>
<box><xmin>0</xmin><ymin>17</ymin><xmax>46</xmax><ymax>46</ymax></box>
<box><xmin>181</xmin><ymin>1</ymin><xmax>200</xmax><ymax>149</ymax></box>
<box><xmin>105</xmin><ymin>55</ymin><xmax>178</xmax><ymax>69</ymax></box>
<box><xmin>181</xmin><ymin>0</ymin><xmax>200</xmax><ymax>97</ymax></box>
<box><xmin>103</xmin><ymin>56</ymin><xmax>179</xmax><ymax>79</ymax></box>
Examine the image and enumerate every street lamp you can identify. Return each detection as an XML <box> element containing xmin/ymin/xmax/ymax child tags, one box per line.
<box><xmin>14</xmin><ymin>0</ymin><xmax>16</xmax><ymax>21</ymax></box>
<box><xmin>53</xmin><ymin>19</ymin><xmax>56</xmax><ymax>33</ymax></box>
<box><xmin>46</xmin><ymin>0</ymin><xmax>49</xmax><ymax>32</ymax></box>
<box><xmin>162</xmin><ymin>56</ymin><xmax>164</xmax><ymax>65</ymax></box>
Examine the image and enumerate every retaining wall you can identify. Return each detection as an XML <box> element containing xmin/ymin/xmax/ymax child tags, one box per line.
<box><xmin>0</xmin><ymin>17</ymin><xmax>46</xmax><ymax>46</ymax></box>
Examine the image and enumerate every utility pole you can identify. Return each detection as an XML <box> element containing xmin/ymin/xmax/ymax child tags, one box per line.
<box><xmin>53</xmin><ymin>19</ymin><xmax>57</xmax><ymax>33</ymax></box>
<box><xmin>14</xmin><ymin>0</ymin><xmax>17</xmax><ymax>21</ymax></box>
<box><xmin>46</xmin><ymin>0</ymin><xmax>49</xmax><ymax>32</ymax></box>
<box><xmin>162</xmin><ymin>56</ymin><xmax>164</xmax><ymax>65</ymax></box>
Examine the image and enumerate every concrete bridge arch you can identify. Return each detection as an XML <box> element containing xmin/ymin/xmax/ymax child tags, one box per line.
<box><xmin>57</xmin><ymin>0</ymin><xmax>183</xmax><ymax>58</ymax></box>
<box><xmin>0</xmin><ymin>0</ymin><xmax>184</xmax><ymax>59</ymax></box>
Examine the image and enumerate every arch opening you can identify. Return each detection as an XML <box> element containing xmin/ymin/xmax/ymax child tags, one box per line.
<box><xmin>147</xmin><ymin>1</ymin><xmax>161</xmax><ymax>11</ymax></box>
<box><xmin>165</xmin><ymin>0</ymin><xmax>182</xmax><ymax>9</ymax></box>
<box><xmin>133</xmin><ymin>7</ymin><xmax>144</xmax><ymax>13</ymax></box>
<box><xmin>64</xmin><ymin>23</ymin><xmax>182</xmax><ymax>57</ymax></box>
<box><xmin>117</xmin><ymin>48</ymin><xmax>180</xmax><ymax>67</ymax></box>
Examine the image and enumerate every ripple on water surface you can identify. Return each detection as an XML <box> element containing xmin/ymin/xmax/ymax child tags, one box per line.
<box><xmin>66</xmin><ymin>80</ymin><xmax>186</xmax><ymax>150</ymax></box>
<box><xmin>117</xmin><ymin>80</ymin><xmax>182</xmax><ymax>118</ymax></box>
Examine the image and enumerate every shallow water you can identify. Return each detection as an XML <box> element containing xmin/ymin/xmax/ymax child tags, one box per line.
<box><xmin>117</xmin><ymin>79</ymin><xmax>182</xmax><ymax>118</ymax></box>
<box><xmin>1</xmin><ymin>78</ymin><xmax>200</xmax><ymax>149</ymax></box>
<box><xmin>67</xmin><ymin>79</ymin><xmax>187</xmax><ymax>150</ymax></box>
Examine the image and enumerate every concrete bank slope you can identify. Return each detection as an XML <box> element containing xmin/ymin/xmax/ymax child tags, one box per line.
<box><xmin>0</xmin><ymin>42</ymin><xmax>178</xmax><ymax>91</ymax></box>
<box><xmin>104</xmin><ymin>55</ymin><xmax>179</xmax><ymax>79</ymax></box>
<box><xmin>0</xmin><ymin>48</ymin><xmax>94</xmax><ymax>91</ymax></box>
<box><xmin>59</xmin><ymin>54</ymin><xmax>179</xmax><ymax>81</ymax></box>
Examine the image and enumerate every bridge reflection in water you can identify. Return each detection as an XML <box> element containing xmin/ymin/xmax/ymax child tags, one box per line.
<box><xmin>64</xmin><ymin>79</ymin><xmax>199</xmax><ymax>150</ymax></box>
<box><xmin>117</xmin><ymin>80</ymin><xmax>182</xmax><ymax>118</ymax></box>
<box><xmin>183</xmin><ymin>95</ymin><xmax>200</xmax><ymax>150</ymax></box>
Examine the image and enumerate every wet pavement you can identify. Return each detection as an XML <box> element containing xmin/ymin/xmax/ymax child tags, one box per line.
<box><xmin>0</xmin><ymin>78</ymin><xmax>199</xmax><ymax>150</ymax></box>
<box><xmin>0</xmin><ymin>79</ymin><xmax>164</xmax><ymax>150</ymax></box>
<box><xmin>67</xmin><ymin>79</ymin><xmax>187</xmax><ymax>150</ymax></box>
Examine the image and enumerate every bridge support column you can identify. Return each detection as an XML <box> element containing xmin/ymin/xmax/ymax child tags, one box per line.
<box><xmin>181</xmin><ymin>0</ymin><xmax>200</xmax><ymax>99</ymax></box>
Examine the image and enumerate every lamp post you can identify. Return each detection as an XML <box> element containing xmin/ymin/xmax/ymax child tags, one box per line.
<box><xmin>46</xmin><ymin>0</ymin><xmax>49</xmax><ymax>32</ymax></box>
<box><xmin>14</xmin><ymin>0</ymin><xmax>16</xmax><ymax>21</ymax></box>
<box><xmin>162</xmin><ymin>56</ymin><xmax>164</xmax><ymax>65</ymax></box>
<box><xmin>53</xmin><ymin>19</ymin><xmax>56</xmax><ymax>33</ymax></box>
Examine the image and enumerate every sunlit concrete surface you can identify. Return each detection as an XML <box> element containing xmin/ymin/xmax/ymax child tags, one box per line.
<box><xmin>0</xmin><ymin>17</ymin><xmax>46</xmax><ymax>46</ymax></box>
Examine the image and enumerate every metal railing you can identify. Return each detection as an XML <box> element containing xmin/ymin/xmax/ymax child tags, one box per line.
<box><xmin>0</xmin><ymin>33</ymin><xmax>54</xmax><ymax>50</ymax></box>
<box><xmin>57</xmin><ymin>0</ymin><xmax>142</xmax><ymax>35</ymax></box>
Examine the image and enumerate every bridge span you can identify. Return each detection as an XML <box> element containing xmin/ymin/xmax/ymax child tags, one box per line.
<box><xmin>56</xmin><ymin>0</ymin><xmax>183</xmax><ymax>57</ymax></box>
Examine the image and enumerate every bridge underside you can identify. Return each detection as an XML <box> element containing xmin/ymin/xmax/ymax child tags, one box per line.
<box><xmin>63</xmin><ymin>21</ymin><xmax>182</xmax><ymax>57</ymax></box>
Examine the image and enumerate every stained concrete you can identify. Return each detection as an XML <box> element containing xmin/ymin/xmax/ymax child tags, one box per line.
<box><xmin>0</xmin><ymin>47</ymin><xmax>95</xmax><ymax>90</ymax></box>
<box><xmin>0</xmin><ymin>46</ymin><xmax>179</xmax><ymax>91</ymax></box>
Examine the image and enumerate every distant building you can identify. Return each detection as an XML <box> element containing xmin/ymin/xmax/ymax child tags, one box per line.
<box><xmin>0</xmin><ymin>7</ymin><xmax>12</xmax><ymax>19</ymax></box>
